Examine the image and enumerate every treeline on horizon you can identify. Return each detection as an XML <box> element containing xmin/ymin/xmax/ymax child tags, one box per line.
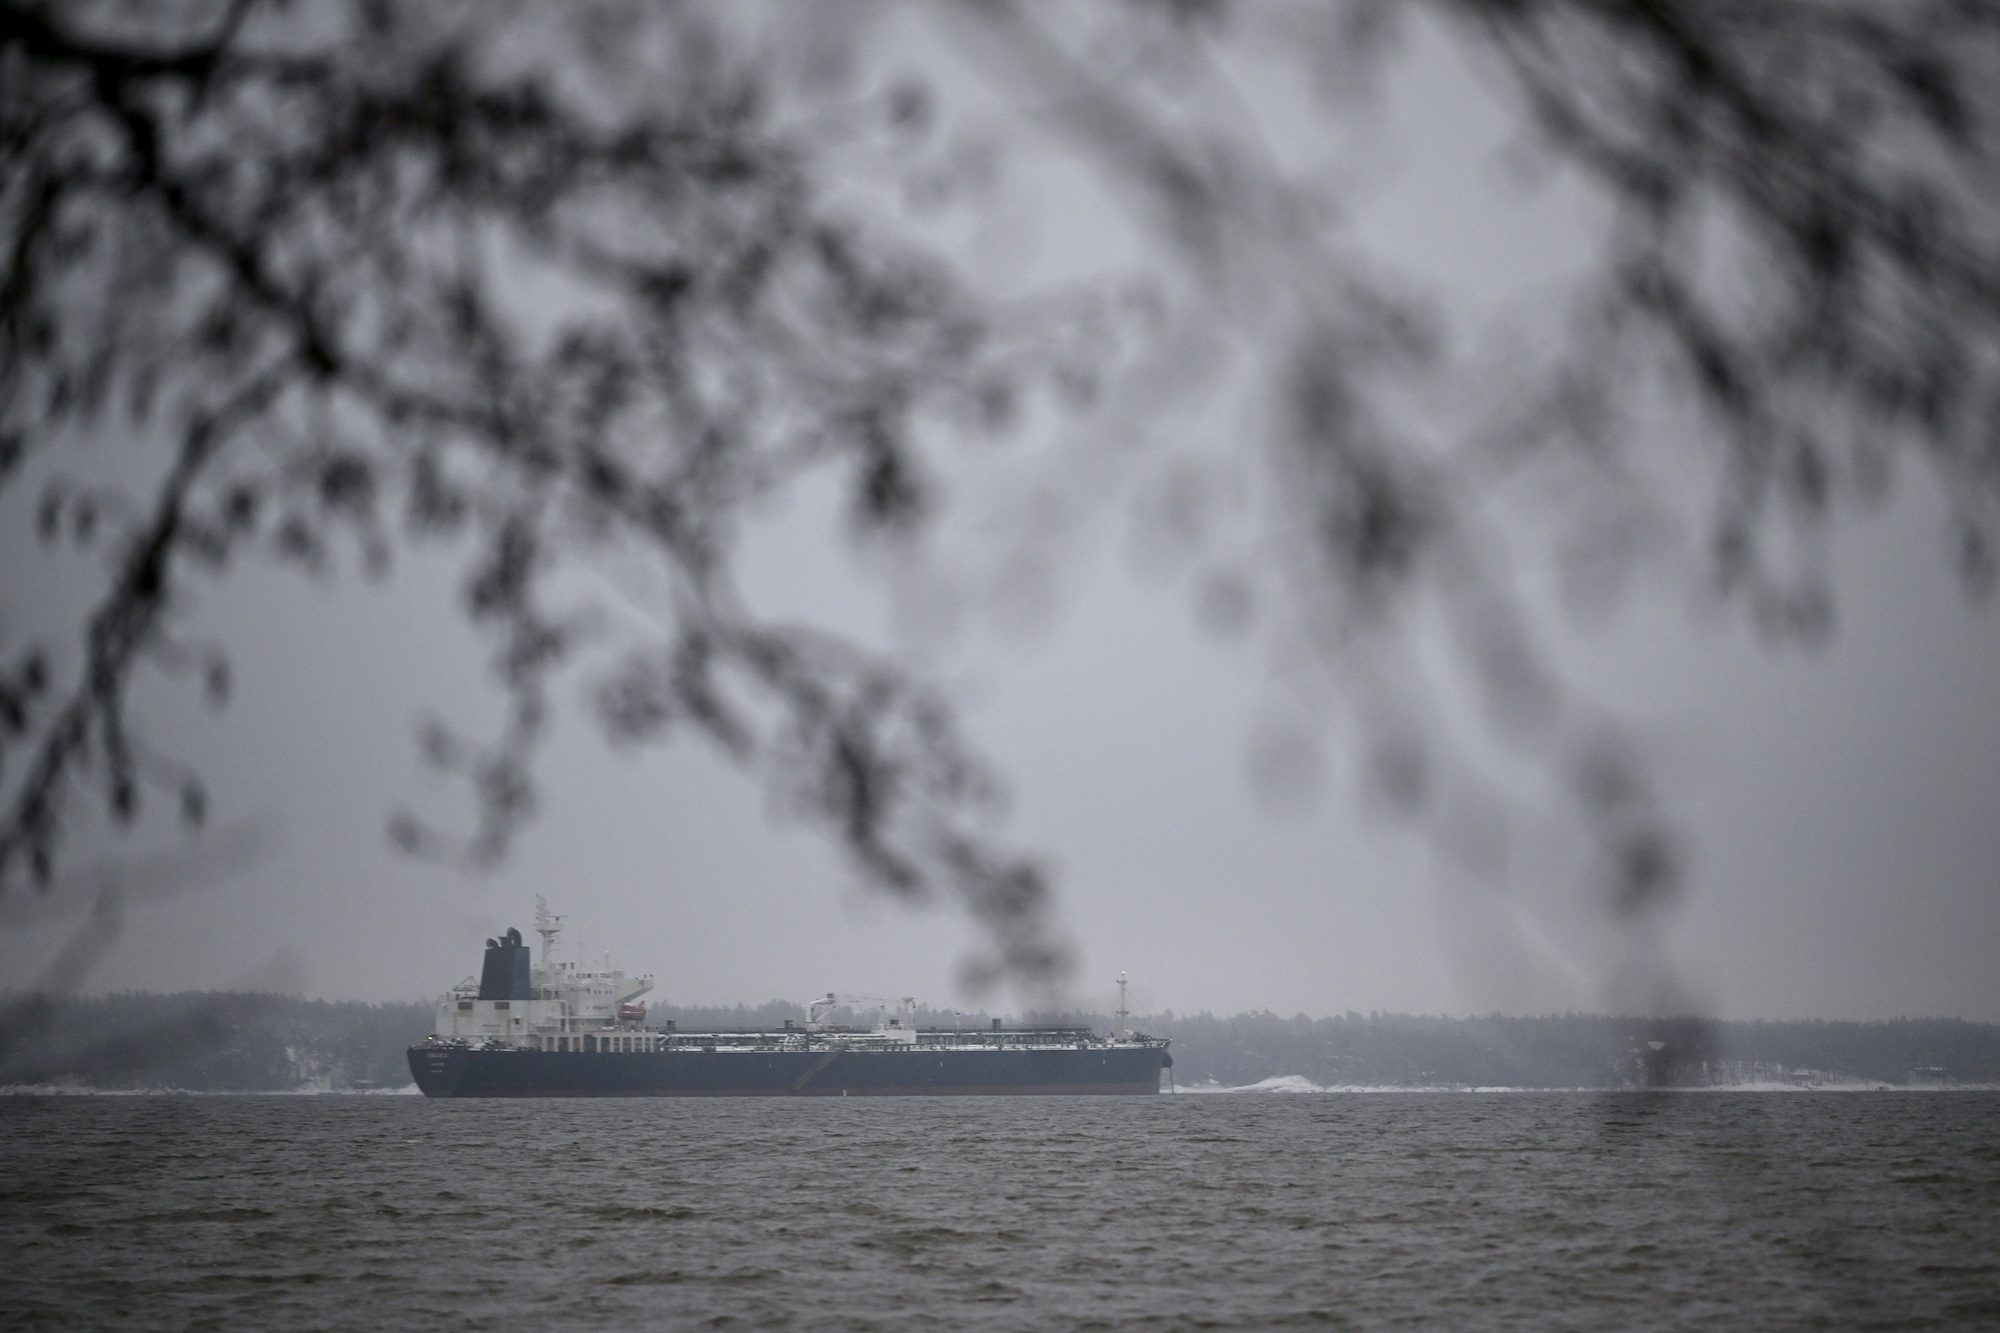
<box><xmin>3</xmin><ymin>992</ymin><xmax>1996</xmax><ymax>1092</ymax></box>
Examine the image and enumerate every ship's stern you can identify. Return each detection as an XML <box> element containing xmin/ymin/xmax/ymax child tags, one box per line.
<box><xmin>408</xmin><ymin>1043</ymin><xmax>469</xmax><ymax>1098</ymax></box>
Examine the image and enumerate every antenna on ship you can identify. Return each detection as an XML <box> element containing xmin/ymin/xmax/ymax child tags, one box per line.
<box><xmin>534</xmin><ymin>895</ymin><xmax>563</xmax><ymax>969</ymax></box>
<box><xmin>1115</xmin><ymin>971</ymin><xmax>1130</xmax><ymax>1042</ymax></box>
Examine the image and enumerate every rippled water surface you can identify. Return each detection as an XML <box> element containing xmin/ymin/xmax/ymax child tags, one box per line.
<box><xmin>5</xmin><ymin>1092</ymin><xmax>1998</xmax><ymax>1328</ymax></box>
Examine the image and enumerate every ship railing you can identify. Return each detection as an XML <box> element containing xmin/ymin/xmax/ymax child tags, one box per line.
<box><xmin>636</xmin><ymin>1030</ymin><xmax>1117</xmax><ymax>1053</ymax></box>
<box><xmin>626</xmin><ymin>1024</ymin><xmax>1162</xmax><ymax>1053</ymax></box>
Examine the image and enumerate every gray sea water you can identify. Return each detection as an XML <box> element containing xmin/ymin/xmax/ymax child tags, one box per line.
<box><xmin>4</xmin><ymin>1091</ymin><xmax>1997</xmax><ymax>1329</ymax></box>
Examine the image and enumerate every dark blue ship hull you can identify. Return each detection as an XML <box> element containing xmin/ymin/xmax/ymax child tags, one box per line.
<box><xmin>409</xmin><ymin>1043</ymin><xmax>1169</xmax><ymax>1097</ymax></box>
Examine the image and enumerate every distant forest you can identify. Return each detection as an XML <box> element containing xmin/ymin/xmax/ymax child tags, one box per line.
<box><xmin>2</xmin><ymin>993</ymin><xmax>1996</xmax><ymax>1093</ymax></box>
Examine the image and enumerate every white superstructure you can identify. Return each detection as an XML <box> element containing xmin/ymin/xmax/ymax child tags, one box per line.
<box><xmin>431</xmin><ymin>897</ymin><xmax>662</xmax><ymax>1053</ymax></box>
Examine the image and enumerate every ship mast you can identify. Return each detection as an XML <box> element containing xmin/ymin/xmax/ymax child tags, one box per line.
<box><xmin>1115</xmin><ymin>971</ymin><xmax>1130</xmax><ymax>1042</ymax></box>
<box><xmin>534</xmin><ymin>895</ymin><xmax>563</xmax><ymax>971</ymax></box>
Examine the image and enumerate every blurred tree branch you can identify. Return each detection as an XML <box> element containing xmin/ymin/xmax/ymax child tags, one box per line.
<box><xmin>3</xmin><ymin>0</ymin><xmax>1995</xmax><ymax>993</ymax></box>
<box><xmin>0</xmin><ymin>0</ymin><xmax>1085</xmax><ymax>987</ymax></box>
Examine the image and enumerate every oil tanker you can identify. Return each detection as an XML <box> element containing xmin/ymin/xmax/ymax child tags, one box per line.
<box><xmin>408</xmin><ymin>900</ymin><xmax>1170</xmax><ymax>1097</ymax></box>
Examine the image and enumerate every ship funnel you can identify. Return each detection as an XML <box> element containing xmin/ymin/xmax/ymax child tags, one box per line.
<box><xmin>479</xmin><ymin>928</ymin><xmax>534</xmax><ymax>1000</ymax></box>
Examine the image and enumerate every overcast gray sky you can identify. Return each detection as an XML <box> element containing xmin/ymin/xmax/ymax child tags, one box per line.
<box><xmin>3</xmin><ymin>6</ymin><xmax>1996</xmax><ymax>1023</ymax></box>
